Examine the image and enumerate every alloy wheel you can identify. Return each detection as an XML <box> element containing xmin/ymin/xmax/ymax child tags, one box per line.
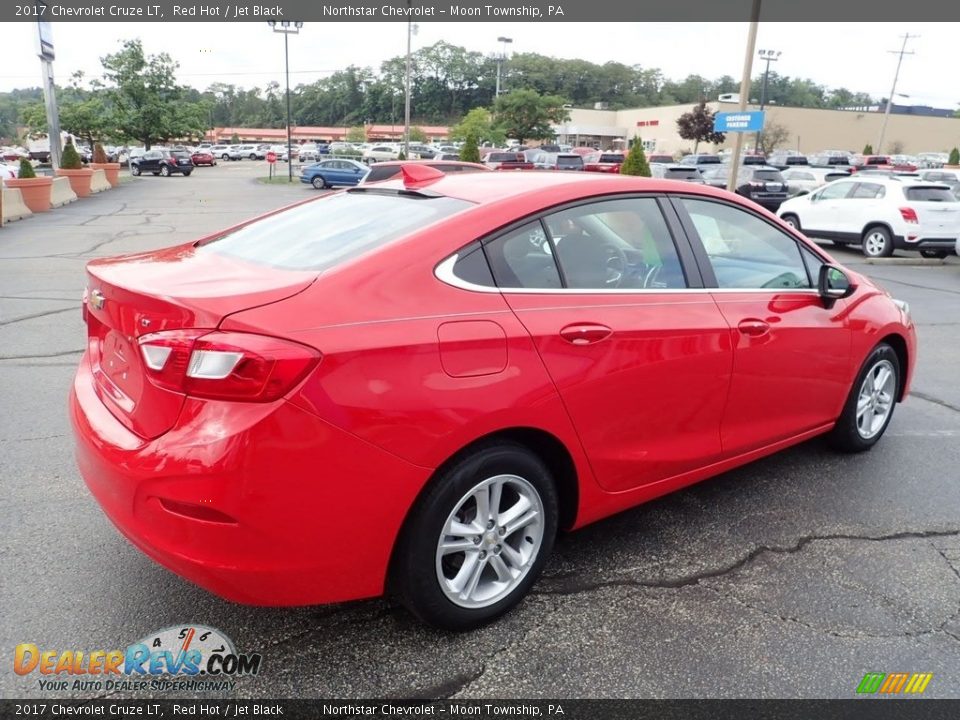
<box><xmin>856</xmin><ymin>358</ymin><xmax>896</xmax><ymax>439</ymax></box>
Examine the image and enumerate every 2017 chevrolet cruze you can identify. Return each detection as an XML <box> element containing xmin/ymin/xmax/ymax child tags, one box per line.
<box><xmin>71</xmin><ymin>167</ymin><xmax>917</xmax><ymax>630</ymax></box>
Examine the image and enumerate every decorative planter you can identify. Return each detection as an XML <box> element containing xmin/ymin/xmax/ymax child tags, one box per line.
<box><xmin>56</xmin><ymin>168</ymin><xmax>95</xmax><ymax>198</ymax></box>
<box><xmin>90</xmin><ymin>162</ymin><xmax>121</xmax><ymax>188</ymax></box>
<box><xmin>5</xmin><ymin>176</ymin><xmax>53</xmax><ymax>212</ymax></box>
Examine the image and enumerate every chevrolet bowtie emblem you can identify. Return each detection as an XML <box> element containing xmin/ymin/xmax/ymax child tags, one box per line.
<box><xmin>90</xmin><ymin>290</ymin><xmax>105</xmax><ymax>310</ymax></box>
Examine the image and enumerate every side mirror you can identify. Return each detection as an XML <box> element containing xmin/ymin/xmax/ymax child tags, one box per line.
<box><xmin>818</xmin><ymin>264</ymin><xmax>856</xmax><ymax>306</ymax></box>
<box><xmin>796</xmin><ymin>190</ymin><xmax>809</xmax><ymax>197</ymax></box>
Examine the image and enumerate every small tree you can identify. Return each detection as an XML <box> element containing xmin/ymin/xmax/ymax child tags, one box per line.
<box><xmin>409</xmin><ymin>126</ymin><xmax>428</xmax><ymax>143</ymax></box>
<box><xmin>345</xmin><ymin>126</ymin><xmax>366</xmax><ymax>143</ymax></box>
<box><xmin>862</xmin><ymin>143</ymin><xmax>874</xmax><ymax>155</ymax></box>
<box><xmin>757</xmin><ymin>121</ymin><xmax>789</xmax><ymax>153</ymax></box>
<box><xmin>18</xmin><ymin>158</ymin><xmax>37</xmax><ymax>179</ymax></box>
<box><xmin>949</xmin><ymin>147</ymin><xmax>960</xmax><ymax>165</ymax></box>
<box><xmin>397</xmin><ymin>150</ymin><xmax>407</xmax><ymax>160</ymax></box>
<box><xmin>460</xmin><ymin>134</ymin><xmax>481</xmax><ymax>163</ymax></box>
<box><xmin>620</xmin><ymin>138</ymin><xmax>651</xmax><ymax>177</ymax></box>
<box><xmin>676</xmin><ymin>101</ymin><xmax>726</xmax><ymax>153</ymax></box>
<box><xmin>92</xmin><ymin>143</ymin><xmax>109</xmax><ymax>164</ymax></box>
<box><xmin>61</xmin><ymin>142</ymin><xmax>83</xmax><ymax>170</ymax></box>
<box><xmin>230</xmin><ymin>132</ymin><xmax>240</xmax><ymax>144</ymax></box>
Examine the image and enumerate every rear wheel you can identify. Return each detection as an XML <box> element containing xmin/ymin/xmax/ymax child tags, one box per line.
<box><xmin>311</xmin><ymin>176</ymin><xmax>325</xmax><ymax>189</ymax></box>
<box><xmin>828</xmin><ymin>343</ymin><xmax>900</xmax><ymax>453</ymax></box>
<box><xmin>781</xmin><ymin>214</ymin><xmax>801</xmax><ymax>231</ymax></box>
<box><xmin>390</xmin><ymin>442</ymin><xmax>558</xmax><ymax>631</ymax></box>
<box><xmin>183</xmin><ymin>171</ymin><xmax>192</xmax><ymax>177</ymax></box>
<box><xmin>130</xmin><ymin>165</ymin><xmax>141</xmax><ymax>176</ymax></box>
<box><xmin>222</xmin><ymin>154</ymin><xmax>230</xmax><ymax>161</ymax></box>
<box><xmin>920</xmin><ymin>249</ymin><xmax>948</xmax><ymax>259</ymax></box>
<box><xmin>249</xmin><ymin>153</ymin><xmax>257</xmax><ymax>160</ymax></box>
<box><xmin>160</xmin><ymin>165</ymin><xmax>171</xmax><ymax>177</ymax></box>
<box><xmin>862</xmin><ymin>226</ymin><xmax>893</xmax><ymax>258</ymax></box>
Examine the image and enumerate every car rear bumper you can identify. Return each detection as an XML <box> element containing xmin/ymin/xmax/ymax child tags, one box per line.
<box><xmin>70</xmin><ymin>351</ymin><xmax>432</xmax><ymax>606</ymax></box>
<box><xmin>894</xmin><ymin>235</ymin><xmax>957</xmax><ymax>251</ymax></box>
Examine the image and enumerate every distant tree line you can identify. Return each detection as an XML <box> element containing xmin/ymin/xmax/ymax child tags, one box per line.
<box><xmin>0</xmin><ymin>38</ymin><xmax>891</xmax><ymax>144</ymax></box>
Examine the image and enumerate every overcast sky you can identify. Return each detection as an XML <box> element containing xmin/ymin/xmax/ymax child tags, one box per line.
<box><xmin>2</xmin><ymin>22</ymin><xmax>958</xmax><ymax>109</ymax></box>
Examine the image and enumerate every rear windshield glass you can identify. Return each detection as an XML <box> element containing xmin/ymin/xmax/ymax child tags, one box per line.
<box><xmin>199</xmin><ymin>192</ymin><xmax>472</xmax><ymax>271</ymax></box>
<box><xmin>666</xmin><ymin>168</ymin><xmax>701</xmax><ymax>179</ymax></box>
<box><xmin>557</xmin><ymin>156</ymin><xmax>583</xmax><ymax>168</ymax></box>
<box><xmin>599</xmin><ymin>154</ymin><xmax>624</xmax><ymax>163</ymax></box>
<box><xmin>905</xmin><ymin>187</ymin><xmax>957</xmax><ymax>202</ymax></box>
<box><xmin>697</xmin><ymin>156</ymin><xmax>722</xmax><ymax>164</ymax></box>
<box><xmin>753</xmin><ymin>170</ymin><xmax>785</xmax><ymax>182</ymax></box>
<box><xmin>488</xmin><ymin>153</ymin><xmax>519</xmax><ymax>162</ymax></box>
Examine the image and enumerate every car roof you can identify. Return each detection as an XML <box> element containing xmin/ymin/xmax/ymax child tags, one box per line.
<box><xmin>369</xmin><ymin>169</ymin><xmax>741</xmax><ymax>206</ymax></box>
<box><xmin>366</xmin><ymin>159</ymin><xmax>488</xmax><ymax>170</ymax></box>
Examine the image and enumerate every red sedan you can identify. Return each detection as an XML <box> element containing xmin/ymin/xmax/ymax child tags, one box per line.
<box><xmin>582</xmin><ymin>151</ymin><xmax>625</xmax><ymax>173</ymax></box>
<box><xmin>190</xmin><ymin>150</ymin><xmax>217</xmax><ymax>167</ymax></box>
<box><xmin>70</xmin><ymin>167</ymin><xmax>917</xmax><ymax>630</ymax></box>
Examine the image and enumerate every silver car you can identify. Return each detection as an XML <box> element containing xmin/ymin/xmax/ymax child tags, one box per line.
<box><xmin>781</xmin><ymin>167</ymin><xmax>852</xmax><ymax>197</ymax></box>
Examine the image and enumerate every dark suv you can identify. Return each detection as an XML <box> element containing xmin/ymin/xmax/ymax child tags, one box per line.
<box><xmin>701</xmin><ymin>165</ymin><xmax>788</xmax><ymax>210</ymax></box>
<box><xmin>130</xmin><ymin>149</ymin><xmax>194</xmax><ymax>177</ymax></box>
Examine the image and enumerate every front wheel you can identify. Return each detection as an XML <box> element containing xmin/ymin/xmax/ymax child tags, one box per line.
<box><xmin>827</xmin><ymin>343</ymin><xmax>900</xmax><ymax>453</ymax></box>
<box><xmin>862</xmin><ymin>226</ymin><xmax>893</xmax><ymax>258</ymax></box>
<box><xmin>182</xmin><ymin>171</ymin><xmax>192</xmax><ymax>177</ymax></box>
<box><xmin>130</xmin><ymin>165</ymin><xmax>141</xmax><ymax>176</ymax></box>
<box><xmin>160</xmin><ymin>165</ymin><xmax>171</xmax><ymax>177</ymax></box>
<box><xmin>222</xmin><ymin>154</ymin><xmax>230</xmax><ymax>161</ymax></box>
<box><xmin>311</xmin><ymin>176</ymin><xmax>325</xmax><ymax>189</ymax></box>
<box><xmin>390</xmin><ymin>442</ymin><xmax>558</xmax><ymax>631</ymax></box>
<box><xmin>781</xmin><ymin>214</ymin><xmax>801</xmax><ymax>231</ymax></box>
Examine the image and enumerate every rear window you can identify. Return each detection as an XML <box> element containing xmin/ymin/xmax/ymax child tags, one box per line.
<box><xmin>753</xmin><ymin>170</ymin><xmax>785</xmax><ymax>182</ymax></box>
<box><xmin>599</xmin><ymin>154</ymin><xmax>624</xmax><ymax>163</ymax></box>
<box><xmin>557</xmin><ymin>156</ymin><xmax>583</xmax><ymax>169</ymax></box>
<box><xmin>697</xmin><ymin>156</ymin><xmax>722</xmax><ymax>164</ymax></box>
<box><xmin>904</xmin><ymin>186</ymin><xmax>957</xmax><ymax>202</ymax></box>
<box><xmin>488</xmin><ymin>153</ymin><xmax>519</xmax><ymax>162</ymax></box>
<box><xmin>666</xmin><ymin>168</ymin><xmax>701</xmax><ymax>179</ymax></box>
<box><xmin>199</xmin><ymin>192</ymin><xmax>473</xmax><ymax>271</ymax></box>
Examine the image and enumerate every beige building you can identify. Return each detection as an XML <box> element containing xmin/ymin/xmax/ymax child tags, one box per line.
<box><xmin>554</xmin><ymin>101</ymin><xmax>960</xmax><ymax>157</ymax></box>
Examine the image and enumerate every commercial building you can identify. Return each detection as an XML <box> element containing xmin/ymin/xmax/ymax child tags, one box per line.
<box><xmin>553</xmin><ymin>100</ymin><xmax>960</xmax><ymax>156</ymax></box>
<box><xmin>207</xmin><ymin>124</ymin><xmax>450</xmax><ymax>143</ymax></box>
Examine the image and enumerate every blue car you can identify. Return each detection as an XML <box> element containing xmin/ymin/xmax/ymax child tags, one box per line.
<box><xmin>300</xmin><ymin>159</ymin><xmax>368</xmax><ymax>189</ymax></box>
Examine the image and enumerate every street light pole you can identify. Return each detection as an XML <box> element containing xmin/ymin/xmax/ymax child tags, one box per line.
<box><xmin>268</xmin><ymin>20</ymin><xmax>303</xmax><ymax>182</ymax></box>
<box><xmin>727</xmin><ymin>0</ymin><xmax>761</xmax><ymax>193</ymax></box>
<box><xmin>404</xmin><ymin>16</ymin><xmax>412</xmax><ymax>158</ymax></box>
<box><xmin>876</xmin><ymin>33</ymin><xmax>917</xmax><ymax>155</ymax></box>
<box><xmin>495</xmin><ymin>36</ymin><xmax>513</xmax><ymax>99</ymax></box>
<box><xmin>754</xmin><ymin>49</ymin><xmax>780</xmax><ymax>153</ymax></box>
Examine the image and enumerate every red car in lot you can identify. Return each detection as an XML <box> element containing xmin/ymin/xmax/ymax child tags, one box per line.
<box><xmin>71</xmin><ymin>168</ymin><xmax>916</xmax><ymax>630</ymax></box>
<box><xmin>582</xmin><ymin>151</ymin><xmax>625</xmax><ymax>173</ymax></box>
<box><xmin>190</xmin><ymin>150</ymin><xmax>216</xmax><ymax>167</ymax></box>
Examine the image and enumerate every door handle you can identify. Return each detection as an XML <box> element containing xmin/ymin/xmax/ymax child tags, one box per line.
<box><xmin>737</xmin><ymin>319</ymin><xmax>770</xmax><ymax>337</ymax></box>
<box><xmin>560</xmin><ymin>323</ymin><xmax>612</xmax><ymax>345</ymax></box>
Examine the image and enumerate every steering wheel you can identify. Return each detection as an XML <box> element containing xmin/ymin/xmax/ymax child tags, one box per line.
<box><xmin>602</xmin><ymin>244</ymin><xmax>630</xmax><ymax>287</ymax></box>
<box><xmin>643</xmin><ymin>264</ymin><xmax>663</xmax><ymax>289</ymax></box>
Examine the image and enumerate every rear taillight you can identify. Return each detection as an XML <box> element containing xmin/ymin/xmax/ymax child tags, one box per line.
<box><xmin>138</xmin><ymin>330</ymin><xmax>320</xmax><ymax>402</ymax></box>
<box><xmin>899</xmin><ymin>207</ymin><xmax>919</xmax><ymax>224</ymax></box>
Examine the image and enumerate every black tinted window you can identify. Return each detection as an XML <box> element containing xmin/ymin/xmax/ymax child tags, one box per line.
<box><xmin>452</xmin><ymin>243</ymin><xmax>495</xmax><ymax>287</ymax></box>
<box><xmin>364</xmin><ymin>166</ymin><xmax>398</xmax><ymax>183</ymax></box>
<box><xmin>905</xmin><ymin>187</ymin><xmax>956</xmax><ymax>202</ymax></box>
<box><xmin>201</xmin><ymin>192</ymin><xmax>472</xmax><ymax>271</ymax></box>
<box><xmin>485</xmin><ymin>222</ymin><xmax>562</xmax><ymax>289</ymax></box>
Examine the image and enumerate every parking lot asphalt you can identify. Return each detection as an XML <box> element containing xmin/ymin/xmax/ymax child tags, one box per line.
<box><xmin>1</xmin><ymin>162</ymin><xmax>958</xmax><ymax>700</ymax></box>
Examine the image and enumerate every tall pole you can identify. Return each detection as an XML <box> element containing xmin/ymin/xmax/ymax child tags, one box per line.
<box><xmin>876</xmin><ymin>33</ymin><xmax>916</xmax><ymax>155</ymax></box>
<box><xmin>495</xmin><ymin>57</ymin><xmax>502</xmax><ymax>99</ymax></box>
<box><xmin>404</xmin><ymin>17</ymin><xmax>412</xmax><ymax>158</ymax></box>
<box><xmin>754</xmin><ymin>50</ymin><xmax>779</xmax><ymax>153</ymax></box>
<box><xmin>284</xmin><ymin>30</ymin><xmax>292</xmax><ymax>182</ymax></box>
<box><xmin>495</xmin><ymin>37</ymin><xmax>513</xmax><ymax>100</ymax></box>
<box><xmin>727</xmin><ymin>0</ymin><xmax>761</xmax><ymax>192</ymax></box>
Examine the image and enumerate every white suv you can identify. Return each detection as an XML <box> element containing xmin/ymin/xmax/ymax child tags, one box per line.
<box><xmin>777</xmin><ymin>176</ymin><xmax>960</xmax><ymax>258</ymax></box>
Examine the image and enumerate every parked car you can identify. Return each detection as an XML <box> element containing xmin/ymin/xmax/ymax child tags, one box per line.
<box><xmin>190</xmin><ymin>150</ymin><xmax>217</xmax><ymax>167</ymax></box>
<box><xmin>130</xmin><ymin>149</ymin><xmax>193</xmax><ymax>177</ymax></box>
<box><xmin>781</xmin><ymin>167</ymin><xmax>852</xmax><ymax>197</ymax></box>
<box><xmin>359</xmin><ymin>159</ymin><xmax>490</xmax><ymax>185</ymax></box>
<box><xmin>533</xmin><ymin>152</ymin><xmax>585</xmax><ymax>171</ymax></box>
<box><xmin>362</xmin><ymin>145</ymin><xmax>401</xmax><ymax>164</ymax></box>
<box><xmin>649</xmin><ymin>163</ymin><xmax>705</xmax><ymax>184</ymax></box>
<box><xmin>210</xmin><ymin>145</ymin><xmax>231</xmax><ymax>160</ymax></box>
<box><xmin>777</xmin><ymin>176</ymin><xmax>960</xmax><ymax>258</ymax></box>
<box><xmin>809</xmin><ymin>153</ymin><xmax>853</xmax><ymax>168</ymax></box>
<box><xmin>646</xmin><ymin>153</ymin><xmax>675</xmax><ymax>164</ymax></box>
<box><xmin>768</xmin><ymin>153</ymin><xmax>810</xmax><ymax>170</ymax></box>
<box><xmin>582</xmin><ymin>152</ymin><xmax>625</xmax><ymax>173</ymax></box>
<box><xmin>70</xmin><ymin>170</ymin><xmax>917</xmax><ymax>630</ymax></box>
<box><xmin>299</xmin><ymin>158</ymin><xmax>369</xmax><ymax>188</ymax></box>
<box><xmin>701</xmin><ymin>165</ymin><xmax>788</xmax><ymax>210</ymax></box>
<box><xmin>849</xmin><ymin>154</ymin><xmax>917</xmax><ymax>173</ymax></box>
<box><xmin>484</xmin><ymin>152</ymin><xmax>534</xmax><ymax>170</ymax></box>
<box><xmin>298</xmin><ymin>143</ymin><xmax>321</xmax><ymax>162</ymax></box>
<box><xmin>740</xmin><ymin>153</ymin><xmax>768</xmax><ymax>166</ymax></box>
<box><xmin>238</xmin><ymin>144</ymin><xmax>265</xmax><ymax>160</ymax></box>
<box><xmin>919</xmin><ymin>170</ymin><xmax>960</xmax><ymax>198</ymax></box>
<box><xmin>0</xmin><ymin>160</ymin><xmax>20</xmax><ymax>181</ymax></box>
<box><xmin>679</xmin><ymin>153</ymin><xmax>724</xmax><ymax>172</ymax></box>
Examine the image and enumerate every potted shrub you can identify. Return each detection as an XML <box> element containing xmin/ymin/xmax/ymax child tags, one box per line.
<box><xmin>5</xmin><ymin>158</ymin><xmax>53</xmax><ymax>212</ymax></box>
<box><xmin>56</xmin><ymin>142</ymin><xmax>95</xmax><ymax>198</ymax></box>
<box><xmin>90</xmin><ymin>142</ymin><xmax>121</xmax><ymax>187</ymax></box>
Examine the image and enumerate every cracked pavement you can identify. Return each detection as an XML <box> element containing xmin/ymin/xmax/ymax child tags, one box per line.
<box><xmin>1</xmin><ymin>162</ymin><xmax>959</xmax><ymax>699</ymax></box>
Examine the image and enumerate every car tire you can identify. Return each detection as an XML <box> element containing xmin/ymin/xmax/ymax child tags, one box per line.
<box><xmin>920</xmin><ymin>250</ymin><xmax>948</xmax><ymax>259</ymax></box>
<box><xmin>311</xmin><ymin>177</ymin><xmax>325</xmax><ymax>190</ymax></box>
<box><xmin>183</xmin><ymin>171</ymin><xmax>192</xmax><ymax>177</ymax></box>
<box><xmin>781</xmin><ymin>214</ymin><xmax>801</xmax><ymax>231</ymax></box>
<box><xmin>160</xmin><ymin>165</ymin><xmax>171</xmax><ymax>177</ymax></box>
<box><xmin>250</xmin><ymin>154</ymin><xmax>257</xmax><ymax>160</ymax></box>
<box><xmin>222</xmin><ymin>154</ymin><xmax>230</xmax><ymax>161</ymax></box>
<box><xmin>862</xmin><ymin>226</ymin><xmax>893</xmax><ymax>258</ymax></box>
<box><xmin>130</xmin><ymin>165</ymin><xmax>140</xmax><ymax>176</ymax></box>
<box><xmin>827</xmin><ymin>343</ymin><xmax>900</xmax><ymax>453</ymax></box>
<box><xmin>390</xmin><ymin>441</ymin><xmax>558</xmax><ymax>631</ymax></box>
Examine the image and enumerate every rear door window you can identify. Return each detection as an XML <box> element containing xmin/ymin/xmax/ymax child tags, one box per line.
<box><xmin>904</xmin><ymin>186</ymin><xmax>957</xmax><ymax>202</ymax></box>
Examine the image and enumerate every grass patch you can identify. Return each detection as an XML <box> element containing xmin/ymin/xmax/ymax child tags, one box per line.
<box><xmin>257</xmin><ymin>176</ymin><xmax>301</xmax><ymax>186</ymax></box>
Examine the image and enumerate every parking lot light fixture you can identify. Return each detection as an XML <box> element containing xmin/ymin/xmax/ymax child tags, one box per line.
<box><xmin>755</xmin><ymin>49</ymin><xmax>781</xmax><ymax>153</ymax></box>
<box><xmin>268</xmin><ymin>20</ymin><xmax>303</xmax><ymax>182</ymax></box>
<box><xmin>495</xmin><ymin>36</ymin><xmax>513</xmax><ymax>99</ymax></box>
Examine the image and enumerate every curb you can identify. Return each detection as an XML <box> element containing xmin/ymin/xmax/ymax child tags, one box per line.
<box><xmin>863</xmin><ymin>258</ymin><xmax>950</xmax><ymax>266</ymax></box>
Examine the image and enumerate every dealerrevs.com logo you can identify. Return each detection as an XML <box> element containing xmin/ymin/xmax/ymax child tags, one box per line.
<box><xmin>14</xmin><ymin>625</ymin><xmax>262</xmax><ymax>693</ymax></box>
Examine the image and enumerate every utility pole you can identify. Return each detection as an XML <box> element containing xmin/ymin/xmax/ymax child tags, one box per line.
<box><xmin>876</xmin><ymin>33</ymin><xmax>917</xmax><ymax>155</ymax></box>
<box><xmin>754</xmin><ymin>49</ymin><xmax>780</xmax><ymax>153</ymax></box>
<box><xmin>404</xmin><ymin>10</ymin><xmax>413</xmax><ymax>158</ymax></box>
<box><xmin>495</xmin><ymin>36</ymin><xmax>513</xmax><ymax>99</ymax></box>
<box><xmin>727</xmin><ymin>0</ymin><xmax>761</xmax><ymax>192</ymax></box>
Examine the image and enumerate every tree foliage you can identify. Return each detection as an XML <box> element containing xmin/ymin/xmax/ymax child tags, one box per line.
<box><xmin>60</xmin><ymin>141</ymin><xmax>83</xmax><ymax>169</ymax></box>
<box><xmin>676</xmin><ymin>101</ymin><xmax>726</xmax><ymax>153</ymax></box>
<box><xmin>493</xmin><ymin>89</ymin><xmax>569</xmax><ymax>145</ymax></box>
<box><xmin>18</xmin><ymin>158</ymin><xmax>36</xmax><ymax>178</ymax></box>
<box><xmin>460</xmin><ymin>134</ymin><xmax>480</xmax><ymax>163</ymax></box>
<box><xmin>620</xmin><ymin>138</ymin><xmax>651</xmax><ymax>177</ymax></box>
<box><xmin>948</xmin><ymin>147</ymin><xmax>959</xmax><ymax>165</ymax></box>
<box><xmin>449</xmin><ymin>108</ymin><xmax>505</xmax><ymax>146</ymax></box>
<box><xmin>862</xmin><ymin>143</ymin><xmax>874</xmax><ymax>154</ymax></box>
<box><xmin>345</xmin><ymin>126</ymin><xmax>366</xmax><ymax>142</ymax></box>
<box><xmin>409</xmin><ymin>126</ymin><xmax>428</xmax><ymax>142</ymax></box>
<box><xmin>758</xmin><ymin>121</ymin><xmax>790</xmax><ymax>153</ymax></box>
